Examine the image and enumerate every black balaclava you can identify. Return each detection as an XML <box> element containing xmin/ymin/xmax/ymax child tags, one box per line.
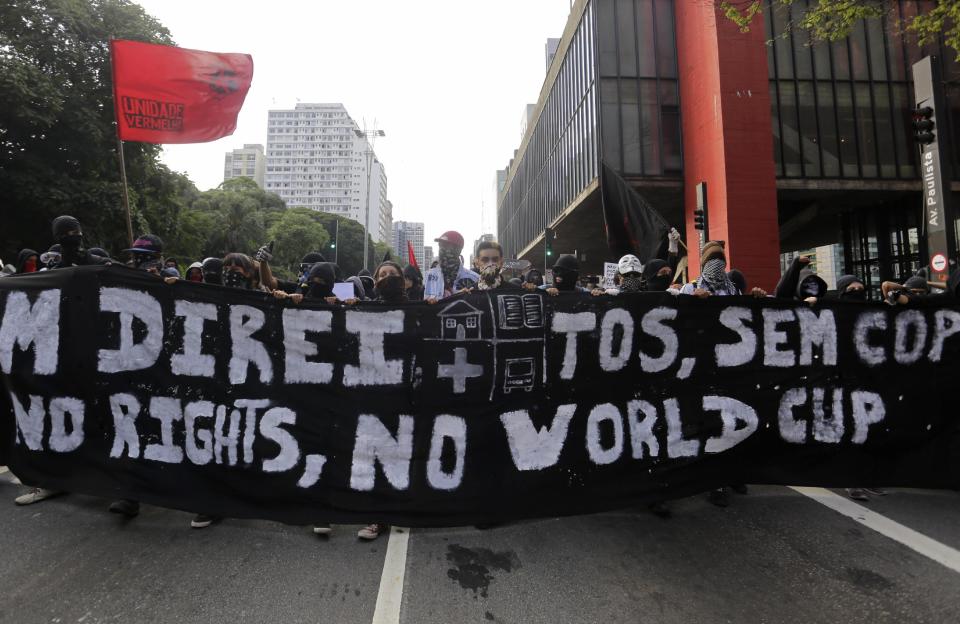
<box><xmin>438</xmin><ymin>244</ymin><xmax>462</xmax><ymax>290</ymax></box>
<box><xmin>836</xmin><ymin>275</ymin><xmax>866</xmax><ymax>301</ymax></box>
<box><xmin>52</xmin><ymin>215</ymin><xmax>83</xmax><ymax>261</ymax></box>
<box><xmin>201</xmin><ymin>257</ymin><xmax>223</xmax><ymax>285</ymax></box>
<box><xmin>347</xmin><ymin>276</ymin><xmax>367</xmax><ymax>300</ymax></box>
<box><xmin>552</xmin><ymin>255</ymin><xmax>580</xmax><ymax>291</ymax></box>
<box><xmin>305</xmin><ymin>262</ymin><xmax>336</xmax><ymax>299</ymax></box>
<box><xmin>358</xmin><ymin>275</ymin><xmax>375</xmax><ymax>298</ymax></box>
<box><xmin>642</xmin><ymin>259</ymin><xmax>671</xmax><ymax>292</ymax></box>
<box><xmin>796</xmin><ymin>269</ymin><xmax>827</xmax><ymax>299</ymax></box>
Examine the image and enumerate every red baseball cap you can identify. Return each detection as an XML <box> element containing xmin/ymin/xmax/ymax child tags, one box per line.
<box><xmin>435</xmin><ymin>231</ymin><xmax>465</xmax><ymax>249</ymax></box>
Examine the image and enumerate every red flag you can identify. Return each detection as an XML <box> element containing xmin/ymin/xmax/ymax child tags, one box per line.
<box><xmin>111</xmin><ymin>40</ymin><xmax>253</xmax><ymax>144</ymax></box>
<box><xmin>407</xmin><ymin>240</ymin><xmax>419</xmax><ymax>269</ymax></box>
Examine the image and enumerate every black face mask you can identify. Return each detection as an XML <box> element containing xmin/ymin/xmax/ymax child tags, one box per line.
<box><xmin>222</xmin><ymin>270</ymin><xmax>251</xmax><ymax>289</ymax></box>
<box><xmin>59</xmin><ymin>234</ymin><xmax>83</xmax><ymax>253</ymax></box>
<box><xmin>375</xmin><ymin>274</ymin><xmax>406</xmax><ymax>301</ymax></box>
<box><xmin>554</xmin><ymin>269</ymin><xmax>578</xmax><ymax>290</ymax></box>
<box><xmin>645</xmin><ymin>274</ymin><xmax>672</xmax><ymax>292</ymax></box>
<box><xmin>840</xmin><ymin>288</ymin><xmax>867</xmax><ymax>302</ymax></box>
<box><xmin>307</xmin><ymin>281</ymin><xmax>334</xmax><ymax>299</ymax></box>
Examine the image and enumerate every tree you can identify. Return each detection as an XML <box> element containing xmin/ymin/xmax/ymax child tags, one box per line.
<box><xmin>0</xmin><ymin>0</ymin><xmax>197</xmax><ymax>260</ymax></box>
<box><xmin>718</xmin><ymin>1</ymin><xmax>960</xmax><ymax>58</ymax></box>
<box><xmin>266</xmin><ymin>209</ymin><xmax>331</xmax><ymax>279</ymax></box>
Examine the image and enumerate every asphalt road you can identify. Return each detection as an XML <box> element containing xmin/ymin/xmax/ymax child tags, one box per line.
<box><xmin>1</xmin><ymin>468</ymin><xmax>958</xmax><ymax>624</ymax></box>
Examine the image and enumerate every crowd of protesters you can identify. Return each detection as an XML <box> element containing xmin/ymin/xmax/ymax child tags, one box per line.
<box><xmin>3</xmin><ymin>214</ymin><xmax>960</xmax><ymax>528</ymax></box>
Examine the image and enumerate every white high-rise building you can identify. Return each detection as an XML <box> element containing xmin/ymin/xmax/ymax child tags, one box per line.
<box><xmin>224</xmin><ymin>144</ymin><xmax>265</xmax><ymax>188</ymax></box>
<box><xmin>264</xmin><ymin>103</ymin><xmax>391</xmax><ymax>242</ymax></box>
<box><xmin>393</xmin><ymin>221</ymin><xmax>425</xmax><ymax>267</ymax></box>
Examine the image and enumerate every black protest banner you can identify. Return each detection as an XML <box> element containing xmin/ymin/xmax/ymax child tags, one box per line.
<box><xmin>2</xmin><ymin>266</ymin><xmax>959</xmax><ymax>526</ymax></box>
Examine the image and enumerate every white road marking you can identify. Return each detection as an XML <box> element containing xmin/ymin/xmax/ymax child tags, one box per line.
<box><xmin>0</xmin><ymin>466</ymin><xmax>9</xmax><ymax>475</ymax></box>
<box><xmin>791</xmin><ymin>486</ymin><xmax>960</xmax><ymax>574</ymax></box>
<box><xmin>371</xmin><ymin>526</ymin><xmax>410</xmax><ymax>624</ymax></box>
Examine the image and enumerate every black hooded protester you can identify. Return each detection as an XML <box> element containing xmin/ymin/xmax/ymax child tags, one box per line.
<box><xmin>40</xmin><ymin>244</ymin><xmax>62</xmax><ymax>271</ymax></box>
<box><xmin>775</xmin><ymin>255</ymin><xmax>827</xmax><ymax>304</ymax></box>
<box><xmin>643</xmin><ymin>258</ymin><xmax>674</xmax><ymax>292</ymax></box>
<box><xmin>542</xmin><ymin>254</ymin><xmax>589</xmax><ymax>295</ymax></box>
<box><xmin>221</xmin><ymin>253</ymin><xmax>262</xmax><ymax>291</ymax></box>
<box><xmin>201</xmin><ymin>257</ymin><xmax>224</xmax><ymax>285</ymax></box>
<box><xmin>257</xmin><ymin>245</ymin><xmax>326</xmax><ymax>294</ymax></box>
<box><xmin>833</xmin><ymin>275</ymin><xmax>868</xmax><ymax>301</ymax></box>
<box><xmin>125</xmin><ymin>234</ymin><xmax>165</xmax><ymax>275</ymax></box>
<box><xmin>14</xmin><ymin>249</ymin><xmax>39</xmax><ymax>274</ymax></box>
<box><xmin>47</xmin><ymin>216</ymin><xmax>110</xmax><ymax>269</ymax></box>
<box><xmin>727</xmin><ymin>270</ymin><xmax>747</xmax><ymax>296</ymax></box>
<box><xmin>881</xmin><ymin>274</ymin><xmax>930</xmax><ymax>306</ymax></box>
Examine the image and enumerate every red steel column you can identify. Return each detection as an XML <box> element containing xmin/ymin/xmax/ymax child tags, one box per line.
<box><xmin>675</xmin><ymin>3</ymin><xmax>780</xmax><ymax>291</ymax></box>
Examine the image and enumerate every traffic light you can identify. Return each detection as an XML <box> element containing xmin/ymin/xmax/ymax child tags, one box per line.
<box><xmin>693</xmin><ymin>208</ymin><xmax>707</xmax><ymax>231</ymax></box>
<box><xmin>913</xmin><ymin>106</ymin><xmax>935</xmax><ymax>145</ymax></box>
<box><xmin>330</xmin><ymin>240</ymin><xmax>336</xmax><ymax>249</ymax></box>
<box><xmin>544</xmin><ymin>227</ymin><xmax>555</xmax><ymax>259</ymax></box>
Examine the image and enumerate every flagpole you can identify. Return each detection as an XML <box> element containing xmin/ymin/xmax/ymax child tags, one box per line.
<box><xmin>116</xmin><ymin>136</ymin><xmax>134</xmax><ymax>248</ymax></box>
<box><xmin>109</xmin><ymin>37</ymin><xmax>135</xmax><ymax>248</ymax></box>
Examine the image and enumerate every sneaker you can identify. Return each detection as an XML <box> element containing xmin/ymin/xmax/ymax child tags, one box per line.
<box><xmin>14</xmin><ymin>487</ymin><xmax>64</xmax><ymax>506</ymax></box>
<box><xmin>648</xmin><ymin>501</ymin><xmax>672</xmax><ymax>518</ymax></box>
<box><xmin>313</xmin><ymin>524</ymin><xmax>332</xmax><ymax>535</ymax></box>
<box><xmin>707</xmin><ymin>487</ymin><xmax>730</xmax><ymax>508</ymax></box>
<box><xmin>357</xmin><ymin>523</ymin><xmax>384</xmax><ymax>540</ymax></box>
<box><xmin>731</xmin><ymin>484</ymin><xmax>749</xmax><ymax>495</ymax></box>
<box><xmin>108</xmin><ymin>499</ymin><xmax>140</xmax><ymax>518</ymax></box>
<box><xmin>846</xmin><ymin>488</ymin><xmax>870</xmax><ymax>501</ymax></box>
<box><xmin>191</xmin><ymin>514</ymin><xmax>220</xmax><ymax>529</ymax></box>
<box><xmin>863</xmin><ymin>487</ymin><xmax>888</xmax><ymax>497</ymax></box>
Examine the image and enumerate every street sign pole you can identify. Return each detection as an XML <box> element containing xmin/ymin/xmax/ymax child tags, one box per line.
<box><xmin>912</xmin><ymin>56</ymin><xmax>957</xmax><ymax>282</ymax></box>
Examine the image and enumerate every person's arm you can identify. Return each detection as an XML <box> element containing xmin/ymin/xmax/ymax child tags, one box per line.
<box><xmin>258</xmin><ymin>260</ymin><xmax>279</xmax><ymax>291</ymax></box>
<box><xmin>774</xmin><ymin>256</ymin><xmax>806</xmax><ymax>299</ymax></box>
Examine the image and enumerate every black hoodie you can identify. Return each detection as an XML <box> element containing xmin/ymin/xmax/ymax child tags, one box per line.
<box><xmin>303</xmin><ymin>262</ymin><xmax>337</xmax><ymax>300</ymax></box>
<box><xmin>775</xmin><ymin>257</ymin><xmax>827</xmax><ymax>300</ymax></box>
<box><xmin>15</xmin><ymin>249</ymin><xmax>39</xmax><ymax>274</ymax></box>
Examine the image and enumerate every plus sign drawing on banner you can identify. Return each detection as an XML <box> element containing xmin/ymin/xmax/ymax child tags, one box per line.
<box><xmin>437</xmin><ymin>347</ymin><xmax>484</xmax><ymax>394</ymax></box>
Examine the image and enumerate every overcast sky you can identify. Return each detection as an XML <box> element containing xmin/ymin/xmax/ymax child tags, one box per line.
<box><xmin>135</xmin><ymin>0</ymin><xmax>573</xmax><ymax>256</ymax></box>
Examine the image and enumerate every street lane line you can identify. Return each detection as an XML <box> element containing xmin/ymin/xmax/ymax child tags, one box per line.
<box><xmin>791</xmin><ymin>486</ymin><xmax>960</xmax><ymax>574</ymax></box>
<box><xmin>371</xmin><ymin>526</ymin><xmax>410</xmax><ymax>624</ymax></box>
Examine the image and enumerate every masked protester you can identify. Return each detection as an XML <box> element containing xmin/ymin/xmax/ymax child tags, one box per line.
<box><xmin>47</xmin><ymin>215</ymin><xmax>109</xmax><ymax>269</ymax></box>
<box><xmin>523</xmin><ymin>268</ymin><xmax>544</xmax><ymax>291</ymax></box>
<box><xmin>125</xmin><ymin>235</ymin><xmax>165</xmax><ymax>275</ymax></box>
<box><xmin>201</xmin><ymin>257</ymin><xmax>223</xmax><ymax>285</ymax></box>
<box><xmin>833</xmin><ymin>275</ymin><xmax>867</xmax><ymax>301</ymax></box>
<box><xmin>263</xmin><ymin>250</ymin><xmax>326</xmax><ymax>294</ymax></box>
<box><xmin>372</xmin><ymin>261</ymin><xmax>407</xmax><ymax>303</ymax></box>
<box><xmin>14</xmin><ymin>249</ymin><xmax>39</xmax><ymax>274</ymax></box>
<box><xmin>472</xmin><ymin>241</ymin><xmax>519</xmax><ymax>291</ymax></box>
<box><xmin>542</xmin><ymin>254</ymin><xmax>589</xmax><ymax>296</ymax></box>
<box><xmin>593</xmin><ymin>254</ymin><xmax>642</xmax><ymax>296</ymax></box>
<box><xmin>185</xmin><ymin>262</ymin><xmax>204</xmax><ymax>283</ymax></box>
<box><xmin>424</xmin><ymin>231</ymin><xmax>479</xmax><ymax>301</ymax></box>
<box><xmin>680</xmin><ymin>241</ymin><xmax>764</xmax><ymax>299</ymax></box>
<box><xmin>403</xmin><ymin>264</ymin><xmax>424</xmax><ymax>300</ymax></box>
<box><xmin>641</xmin><ymin>259</ymin><xmax>674</xmax><ymax>292</ymax></box>
<box><xmin>221</xmin><ymin>253</ymin><xmax>258</xmax><ymax>290</ymax></box>
<box><xmin>727</xmin><ymin>270</ymin><xmax>747</xmax><ymax>295</ymax></box>
<box><xmin>347</xmin><ymin>275</ymin><xmax>368</xmax><ymax>300</ymax></box>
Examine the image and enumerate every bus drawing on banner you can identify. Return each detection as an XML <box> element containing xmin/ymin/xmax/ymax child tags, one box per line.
<box><xmin>503</xmin><ymin>357</ymin><xmax>536</xmax><ymax>393</ymax></box>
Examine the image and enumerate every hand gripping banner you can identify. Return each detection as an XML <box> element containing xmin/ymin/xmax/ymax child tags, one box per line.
<box><xmin>1</xmin><ymin>267</ymin><xmax>959</xmax><ymax>526</ymax></box>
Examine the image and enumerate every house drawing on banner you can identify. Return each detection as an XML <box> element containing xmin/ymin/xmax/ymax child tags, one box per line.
<box><xmin>438</xmin><ymin>300</ymin><xmax>483</xmax><ymax>340</ymax></box>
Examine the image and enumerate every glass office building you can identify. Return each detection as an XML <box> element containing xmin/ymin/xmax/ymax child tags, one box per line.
<box><xmin>497</xmin><ymin>0</ymin><xmax>960</xmax><ymax>290</ymax></box>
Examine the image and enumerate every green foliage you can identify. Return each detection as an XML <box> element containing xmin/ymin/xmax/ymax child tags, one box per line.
<box><xmin>266</xmin><ymin>208</ymin><xmax>331</xmax><ymax>278</ymax></box>
<box><xmin>0</xmin><ymin>0</ymin><xmax>185</xmax><ymax>259</ymax></box>
<box><xmin>718</xmin><ymin>0</ymin><xmax>960</xmax><ymax>59</ymax></box>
